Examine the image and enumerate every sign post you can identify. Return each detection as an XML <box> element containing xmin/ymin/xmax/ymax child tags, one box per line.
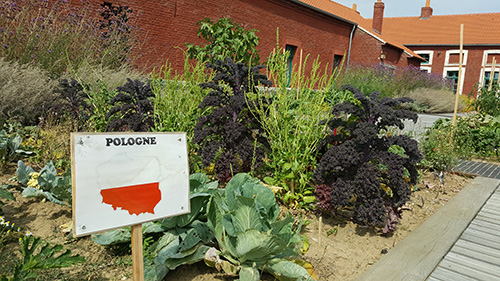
<box><xmin>71</xmin><ymin>132</ymin><xmax>190</xmax><ymax>280</ymax></box>
<box><xmin>131</xmin><ymin>224</ymin><xmax>144</xmax><ymax>281</ymax></box>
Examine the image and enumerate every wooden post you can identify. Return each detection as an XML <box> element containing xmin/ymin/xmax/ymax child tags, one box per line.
<box><xmin>131</xmin><ymin>224</ymin><xmax>144</xmax><ymax>281</ymax></box>
<box><xmin>318</xmin><ymin>216</ymin><xmax>323</xmax><ymax>247</ymax></box>
<box><xmin>488</xmin><ymin>57</ymin><xmax>497</xmax><ymax>91</ymax></box>
<box><xmin>452</xmin><ymin>24</ymin><xmax>464</xmax><ymax>127</ymax></box>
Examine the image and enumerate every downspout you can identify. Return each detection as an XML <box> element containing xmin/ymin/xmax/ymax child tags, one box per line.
<box><xmin>347</xmin><ymin>24</ymin><xmax>357</xmax><ymax>68</ymax></box>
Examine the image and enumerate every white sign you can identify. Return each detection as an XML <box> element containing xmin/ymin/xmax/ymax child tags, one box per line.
<box><xmin>71</xmin><ymin>132</ymin><xmax>190</xmax><ymax>237</ymax></box>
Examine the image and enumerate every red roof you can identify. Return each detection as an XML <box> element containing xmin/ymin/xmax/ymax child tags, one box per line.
<box><xmin>382</xmin><ymin>13</ymin><xmax>500</xmax><ymax>46</ymax></box>
<box><xmin>295</xmin><ymin>0</ymin><xmax>422</xmax><ymax>59</ymax></box>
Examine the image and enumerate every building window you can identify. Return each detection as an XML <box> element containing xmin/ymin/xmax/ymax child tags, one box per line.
<box><xmin>415</xmin><ymin>51</ymin><xmax>433</xmax><ymax>73</ymax></box>
<box><xmin>483</xmin><ymin>71</ymin><xmax>499</xmax><ymax>87</ymax></box>
<box><xmin>445</xmin><ymin>50</ymin><xmax>468</xmax><ymax>66</ymax></box>
<box><xmin>285</xmin><ymin>44</ymin><xmax>297</xmax><ymax>87</ymax></box>
<box><xmin>333</xmin><ymin>54</ymin><xmax>343</xmax><ymax>74</ymax></box>
<box><xmin>443</xmin><ymin>67</ymin><xmax>466</xmax><ymax>94</ymax></box>
<box><xmin>446</xmin><ymin>70</ymin><xmax>459</xmax><ymax>92</ymax></box>
<box><xmin>480</xmin><ymin>50</ymin><xmax>500</xmax><ymax>88</ymax></box>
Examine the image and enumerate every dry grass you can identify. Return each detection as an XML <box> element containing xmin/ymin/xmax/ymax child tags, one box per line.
<box><xmin>399</xmin><ymin>88</ymin><xmax>467</xmax><ymax>113</ymax></box>
<box><xmin>0</xmin><ymin>59</ymin><xmax>58</xmax><ymax>125</ymax></box>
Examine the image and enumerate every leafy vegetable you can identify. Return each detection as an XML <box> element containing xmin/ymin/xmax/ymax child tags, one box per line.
<box><xmin>314</xmin><ymin>85</ymin><xmax>422</xmax><ymax>233</ymax></box>
<box><xmin>17</xmin><ymin>161</ymin><xmax>72</xmax><ymax>207</ymax></box>
<box><xmin>105</xmin><ymin>78</ymin><xmax>154</xmax><ymax>132</ymax></box>
<box><xmin>206</xmin><ymin>173</ymin><xmax>314</xmax><ymax>280</ymax></box>
<box><xmin>0</xmin><ymin>130</ymin><xmax>34</xmax><ymax>171</ymax></box>
<box><xmin>193</xmin><ymin>58</ymin><xmax>271</xmax><ymax>182</ymax></box>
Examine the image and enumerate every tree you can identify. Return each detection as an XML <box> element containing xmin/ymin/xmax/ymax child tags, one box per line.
<box><xmin>185</xmin><ymin>17</ymin><xmax>260</xmax><ymax>66</ymax></box>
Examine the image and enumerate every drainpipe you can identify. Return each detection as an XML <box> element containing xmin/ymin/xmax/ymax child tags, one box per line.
<box><xmin>347</xmin><ymin>24</ymin><xmax>357</xmax><ymax>68</ymax></box>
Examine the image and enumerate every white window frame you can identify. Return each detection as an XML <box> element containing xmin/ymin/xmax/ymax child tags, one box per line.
<box><xmin>415</xmin><ymin>50</ymin><xmax>434</xmax><ymax>65</ymax></box>
<box><xmin>419</xmin><ymin>66</ymin><xmax>432</xmax><ymax>73</ymax></box>
<box><xmin>445</xmin><ymin>49</ymin><xmax>468</xmax><ymax>66</ymax></box>
<box><xmin>479</xmin><ymin>68</ymin><xmax>500</xmax><ymax>89</ymax></box>
<box><xmin>480</xmin><ymin>50</ymin><xmax>500</xmax><ymax>88</ymax></box>
<box><xmin>443</xmin><ymin>67</ymin><xmax>466</xmax><ymax>95</ymax></box>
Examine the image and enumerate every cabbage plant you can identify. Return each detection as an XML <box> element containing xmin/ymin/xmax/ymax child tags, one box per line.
<box><xmin>206</xmin><ymin>173</ymin><xmax>315</xmax><ymax>281</ymax></box>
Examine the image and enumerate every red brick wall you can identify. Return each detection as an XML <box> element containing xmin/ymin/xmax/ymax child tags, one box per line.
<box><xmin>72</xmin><ymin>0</ymin><xmax>356</xmax><ymax>75</ymax></box>
<box><xmin>67</xmin><ymin>0</ymin><xmax>418</xmax><ymax>79</ymax></box>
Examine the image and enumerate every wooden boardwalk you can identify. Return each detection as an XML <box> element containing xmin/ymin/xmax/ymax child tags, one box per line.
<box><xmin>427</xmin><ymin>186</ymin><xmax>500</xmax><ymax>280</ymax></box>
<box><xmin>356</xmin><ymin>177</ymin><xmax>500</xmax><ymax>281</ymax></box>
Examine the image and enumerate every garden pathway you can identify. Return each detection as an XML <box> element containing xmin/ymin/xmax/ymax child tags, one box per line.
<box><xmin>356</xmin><ymin>176</ymin><xmax>500</xmax><ymax>281</ymax></box>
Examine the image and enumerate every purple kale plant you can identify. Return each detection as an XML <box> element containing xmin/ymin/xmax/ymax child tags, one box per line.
<box><xmin>314</xmin><ymin>85</ymin><xmax>422</xmax><ymax>234</ymax></box>
<box><xmin>193</xmin><ymin>58</ymin><xmax>272</xmax><ymax>182</ymax></box>
<box><xmin>47</xmin><ymin>79</ymin><xmax>91</xmax><ymax>131</ymax></box>
<box><xmin>105</xmin><ymin>78</ymin><xmax>154</xmax><ymax>132</ymax></box>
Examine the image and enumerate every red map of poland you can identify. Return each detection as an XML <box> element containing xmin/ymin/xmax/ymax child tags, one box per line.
<box><xmin>100</xmin><ymin>182</ymin><xmax>161</xmax><ymax>215</ymax></box>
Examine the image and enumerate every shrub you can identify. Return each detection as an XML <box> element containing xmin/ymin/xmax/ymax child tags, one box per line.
<box><xmin>471</xmin><ymin>84</ymin><xmax>500</xmax><ymax>117</ymax></box>
<box><xmin>398</xmin><ymin>88</ymin><xmax>466</xmax><ymax>113</ymax></box>
<box><xmin>426</xmin><ymin>113</ymin><xmax>500</xmax><ymax>160</ymax></box>
<box><xmin>338</xmin><ymin>64</ymin><xmax>452</xmax><ymax>98</ymax></box>
<box><xmin>0</xmin><ymin>0</ymin><xmax>139</xmax><ymax>77</ymax></box>
<box><xmin>193</xmin><ymin>58</ymin><xmax>271</xmax><ymax>183</ymax></box>
<box><xmin>419</xmin><ymin>121</ymin><xmax>460</xmax><ymax>171</ymax></box>
<box><xmin>0</xmin><ymin>59</ymin><xmax>57</xmax><ymax>125</ymax></box>
<box><xmin>185</xmin><ymin>17</ymin><xmax>260</xmax><ymax>66</ymax></box>
<box><xmin>314</xmin><ymin>85</ymin><xmax>422</xmax><ymax>233</ymax></box>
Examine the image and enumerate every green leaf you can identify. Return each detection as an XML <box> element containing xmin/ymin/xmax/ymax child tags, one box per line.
<box><xmin>20</xmin><ymin>236</ymin><xmax>85</xmax><ymax>271</ymax></box>
<box><xmin>0</xmin><ymin>185</ymin><xmax>15</xmax><ymax>201</ymax></box>
<box><xmin>238</xmin><ymin>265</ymin><xmax>260</xmax><ymax>281</ymax></box>
<box><xmin>233</xmin><ymin>229</ymin><xmax>286</xmax><ymax>263</ymax></box>
<box><xmin>17</xmin><ymin>160</ymin><xmax>34</xmax><ymax>186</ymax></box>
<box><xmin>91</xmin><ymin>228</ymin><xmax>131</xmax><ymax>245</ymax></box>
<box><xmin>265</xmin><ymin>259</ymin><xmax>315</xmax><ymax>281</ymax></box>
<box><xmin>21</xmin><ymin>187</ymin><xmax>69</xmax><ymax>207</ymax></box>
<box><xmin>231</xmin><ymin>196</ymin><xmax>263</xmax><ymax>233</ymax></box>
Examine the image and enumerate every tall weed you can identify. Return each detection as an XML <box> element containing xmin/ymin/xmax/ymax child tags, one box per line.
<box><xmin>251</xmin><ymin>48</ymin><xmax>333</xmax><ymax>206</ymax></box>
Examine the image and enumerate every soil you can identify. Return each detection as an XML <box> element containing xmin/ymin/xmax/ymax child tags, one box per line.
<box><xmin>0</xmin><ymin>167</ymin><xmax>473</xmax><ymax>281</ymax></box>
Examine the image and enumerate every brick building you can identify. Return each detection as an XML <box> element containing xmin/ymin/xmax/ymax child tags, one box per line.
<box><xmin>72</xmin><ymin>0</ymin><xmax>422</xmax><ymax>75</ymax></box>
<box><xmin>380</xmin><ymin>1</ymin><xmax>500</xmax><ymax>96</ymax></box>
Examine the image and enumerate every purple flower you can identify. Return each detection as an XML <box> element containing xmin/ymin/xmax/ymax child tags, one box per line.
<box><xmin>3</xmin><ymin>44</ymin><xmax>7</xmax><ymax>49</ymax></box>
<box><xmin>47</xmin><ymin>49</ymin><xmax>51</xmax><ymax>53</ymax></box>
<box><xmin>9</xmin><ymin>30</ymin><xmax>14</xmax><ymax>35</ymax></box>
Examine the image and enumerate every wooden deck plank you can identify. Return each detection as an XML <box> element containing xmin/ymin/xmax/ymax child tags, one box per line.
<box><xmin>450</xmin><ymin>244</ymin><xmax>500</xmax><ymax>267</ymax></box>
<box><xmin>429</xmin><ymin>266</ymin><xmax>476</xmax><ymax>281</ymax></box>
<box><xmin>356</xmin><ymin>177</ymin><xmax>500</xmax><ymax>281</ymax></box>
<box><xmin>461</xmin><ymin>232</ymin><xmax>500</xmax><ymax>251</ymax></box>
<box><xmin>461</xmin><ymin>228</ymin><xmax>500</xmax><ymax>246</ymax></box>
<box><xmin>442</xmin><ymin>252</ymin><xmax>500</xmax><ymax>278</ymax></box>
<box><xmin>454</xmin><ymin>239</ymin><xmax>500</xmax><ymax>260</ymax></box>
<box><xmin>468</xmin><ymin>222</ymin><xmax>500</xmax><ymax>236</ymax></box>
<box><xmin>474</xmin><ymin>213</ymin><xmax>500</xmax><ymax>225</ymax></box>
<box><xmin>469</xmin><ymin>219</ymin><xmax>500</xmax><ymax>232</ymax></box>
<box><xmin>476</xmin><ymin>208</ymin><xmax>500</xmax><ymax>219</ymax></box>
<box><xmin>434</xmin><ymin>259</ymin><xmax>500</xmax><ymax>281</ymax></box>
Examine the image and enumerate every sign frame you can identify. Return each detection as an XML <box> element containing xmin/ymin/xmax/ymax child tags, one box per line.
<box><xmin>71</xmin><ymin>132</ymin><xmax>190</xmax><ymax>238</ymax></box>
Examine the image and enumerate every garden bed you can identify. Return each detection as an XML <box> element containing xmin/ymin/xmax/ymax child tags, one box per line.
<box><xmin>0</xmin><ymin>170</ymin><xmax>472</xmax><ymax>280</ymax></box>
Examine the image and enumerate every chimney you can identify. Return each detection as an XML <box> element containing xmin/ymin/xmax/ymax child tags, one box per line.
<box><xmin>372</xmin><ymin>0</ymin><xmax>384</xmax><ymax>34</ymax></box>
<box><xmin>420</xmin><ymin>0</ymin><xmax>433</xmax><ymax>19</ymax></box>
<box><xmin>352</xmin><ymin>3</ymin><xmax>360</xmax><ymax>14</ymax></box>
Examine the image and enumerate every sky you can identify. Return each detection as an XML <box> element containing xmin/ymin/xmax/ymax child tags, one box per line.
<box><xmin>333</xmin><ymin>0</ymin><xmax>500</xmax><ymax>18</ymax></box>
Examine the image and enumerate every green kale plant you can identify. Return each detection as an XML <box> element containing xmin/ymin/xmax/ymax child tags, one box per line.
<box><xmin>105</xmin><ymin>78</ymin><xmax>154</xmax><ymax>132</ymax></box>
<box><xmin>314</xmin><ymin>85</ymin><xmax>422</xmax><ymax>234</ymax></box>
<box><xmin>17</xmin><ymin>160</ymin><xmax>72</xmax><ymax>207</ymax></box>
<box><xmin>0</xmin><ymin>235</ymin><xmax>85</xmax><ymax>281</ymax></box>
<box><xmin>193</xmin><ymin>58</ymin><xmax>271</xmax><ymax>182</ymax></box>
<box><xmin>185</xmin><ymin>17</ymin><xmax>260</xmax><ymax>66</ymax></box>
